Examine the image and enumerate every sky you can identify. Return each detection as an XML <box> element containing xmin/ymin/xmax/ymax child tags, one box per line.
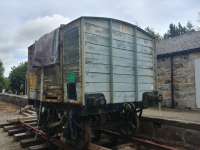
<box><xmin>0</xmin><ymin>0</ymin><xmax>200</xmax><ymax>76</ymax></box>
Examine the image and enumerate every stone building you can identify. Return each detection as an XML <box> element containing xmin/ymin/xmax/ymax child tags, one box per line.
<box><xmin>157</xmin><ymin>31</ymin><xmax>200</xmax><ymax>109</ymax></box>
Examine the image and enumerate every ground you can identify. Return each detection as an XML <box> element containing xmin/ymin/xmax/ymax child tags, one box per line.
<box><xmin>0</xmin><ymin>100</ymin><xmax>200</xmax><ymax>150</ymax></box>
<box><xmin>143</xmin><ymin>107</ymin><xmax>200</xmax><ymax>124</ymax></box>
<box><xmin>0</xmin><ymin>101</ymin><xmax>24</xmax><ymax>150</ymax></box>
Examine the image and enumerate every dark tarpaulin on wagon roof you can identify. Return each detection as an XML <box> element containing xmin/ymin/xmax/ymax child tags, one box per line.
<box><xmin>32</xmin><ymin>28</ymin><xmax>59</xmax><ymax>67</ymax></box>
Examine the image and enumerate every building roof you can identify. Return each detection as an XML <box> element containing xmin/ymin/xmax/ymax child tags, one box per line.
<box><xmin>157</xmin><ymin>31</ymin><xmax>200</xmax><ymax>56</ymax></box>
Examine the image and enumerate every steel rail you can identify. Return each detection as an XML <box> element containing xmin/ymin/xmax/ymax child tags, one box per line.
<box><xmin>100</xmin><ymin>129</ymin><xmax>177</xmax><ymax>150</ymax></box>
<box><xmin>20</xmin><ymin>121</ymin><xmax>110</xmax><ymax>150</ymax></box>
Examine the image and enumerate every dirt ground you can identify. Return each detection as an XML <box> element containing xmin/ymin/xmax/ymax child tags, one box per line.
<box><xmin>143</xmin><ymin>107</ymin><xmax>200</xmax><ymax>124</ymax></box>
<box><xmin>0</xmin><ymin>101</ymin><xmax>24</xmax><ymax>150</ymax></box>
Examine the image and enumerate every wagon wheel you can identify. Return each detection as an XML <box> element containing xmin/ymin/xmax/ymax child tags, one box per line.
<box><xmin>120</xmin><ymin>103</ymin><xmax>139</xmax><ymax>136</ymax></box>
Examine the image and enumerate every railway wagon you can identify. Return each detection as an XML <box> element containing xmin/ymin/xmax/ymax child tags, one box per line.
<box><xmin>27</xmin><ymin>16</ymin><xmax>160</xmax><ymax>149</ymax></box>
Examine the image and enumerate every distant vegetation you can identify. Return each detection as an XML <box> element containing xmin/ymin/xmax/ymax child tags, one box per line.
<box><xmin>145</xmin><ymin>21</ymin><xmax>196</xmax><ymax>40</ymax></box>
<box><xmin>9</xmin><ymin>62</ymin><xmax>27</xmax><ymax>95</ymax></box>
<box><xmin>163</xmin><ymin>21</ymin><xmax>195</xmax><ymax>39</ymax></box>
<box><xmin>0</xmin><ymin>61</ymin><xmax>27</xmax><ymax>95</ymax></box>
<box><xmin>0</xmin><ymin>60</ymin><xmax>6</xmax><ymax>92</ymax></box>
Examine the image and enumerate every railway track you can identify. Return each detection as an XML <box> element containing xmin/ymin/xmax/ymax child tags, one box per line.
<box><xmin>0</xmin><ymin>108</ymin><xmax>178</xmax><ymax>150</ymax></box>
<box><xmin>98</xmin><ymin>129</ymin><xmax>177</xmax><ymax>150</ymax></box>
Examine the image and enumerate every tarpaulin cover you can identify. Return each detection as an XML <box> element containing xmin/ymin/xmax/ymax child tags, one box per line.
<box><xmin>32</xmin><ymin>28</ymin><xmax>59</xmax><ymax>67</ymax></box>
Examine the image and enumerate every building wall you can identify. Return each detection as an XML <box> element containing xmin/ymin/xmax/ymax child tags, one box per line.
<box><xmin>157</xmin><ymin>56</ymin><xmax>172</xmax><ymax>107</ymax></box>
<box><xmin>157</xmin><ymin>52</ymin><xmax>200</xmax><ymax>109</ymax></box>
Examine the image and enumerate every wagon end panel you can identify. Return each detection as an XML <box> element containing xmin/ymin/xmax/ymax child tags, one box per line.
<box><xmin>84</xmin><ymin>18</ymin><xmax>150</xmax><ymax>104</ymax></box>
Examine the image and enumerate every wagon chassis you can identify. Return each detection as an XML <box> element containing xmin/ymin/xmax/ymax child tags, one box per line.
<box><xmin>28</xmin><ymin>98</ymin><xmax>144</xmax><ymax>149</ymax></box>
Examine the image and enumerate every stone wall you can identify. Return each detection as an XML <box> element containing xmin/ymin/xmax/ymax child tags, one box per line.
<box><xmin>157</xmin><ymin>52</ymin><xmax>200</xmax><ymax>109</ymax></box>
<box><xmin>157</xmin><ymin>57</ymin><xmax>172</xmax><ymax>107</ymax></box>
<box><xmin>139</xmin><ymin>117</ymin><xmax>200</xmax><ymax>150</ymax></box>
<box><xmin>0</xmin><ymin>93</ymin><xmax>27</xmax><ymax>107</ymax></box>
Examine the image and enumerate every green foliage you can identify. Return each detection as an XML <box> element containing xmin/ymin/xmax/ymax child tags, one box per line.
<box><xmin>9</xmin><ymin>62</ymin><xmax>27</xmax><ymax>94</ymax></box>
<box><xmin>3</xmin><ymin>78</ymin><xmax>10</xmax><ymax>91</ymax></box>
<box><xmin>0</xmin><ymin>61</ymin><xmax>4</xmax><ymax>76</ymax></box>
<box><xmin>186</xmin><ymin>21</ymin><xmax>195</xmax><ymax>32</ymax></box>
<box><xmin>164</xmin><ymin>22</ymin><xmax>195</xmax><ymax>39</ymax></box>
<box><xmin>145</xmin><ymin>27</ymin><xmax>162</xmax><ymax>40</ymax></box>
<box><xmin>0</xmin><ymin>60</ymin><xmax>5</xmax><ymax>91</ymax></box>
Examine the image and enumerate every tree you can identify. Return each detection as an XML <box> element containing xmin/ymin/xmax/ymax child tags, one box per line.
<box><xmin>164</xmin><ymin>22</ymin><xmax>196</xmax><ymax>39</ymax></box>
<box><xmin>3</xmin><ymin>78</ymin><xmax>10</xmax><ymax>91</ymax></box>
<box><xmin>164</xmin><ymin>23</ymin><xmax>179</xmax><ymax>39</ymax></box>
<box><xmin>145</xmin><ymin>27</ymin><xmax>162</xmax><ymax>40</ymax></box>
<box><xmin>0</xmin><ymin>60</ymin><xmax>5</xmax><ymax>91</ymax></box>
<box><xmin>186</xmin><ymin>21</ymin><xmax>195</xmax><ymax>32</ymax></box>
<box><xmin>9</xmin><ymin>62</ymin><xmax>27</xmax><ymax>95</ymax></box>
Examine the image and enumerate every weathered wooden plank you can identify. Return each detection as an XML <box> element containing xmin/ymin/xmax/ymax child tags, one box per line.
<box><xmin>138</xmin><ymin>83</ymin><xmax>154</xmax><ymax>91</ymax></box>
<box><xmin>86</xmin><ymin>82</ymin><xmax>135</xmax><ymax>92</ymax></box>
<box><xmin>137</xmin><ymin>68</ymin><xmax>154</xmax><ymax>76</ymax></box>
<box><xmin>86</xmin><ymin>53</ymin><xmax>109</xmax><ymax>65</ymax></box>
<box><xmin>113</xmin><ymin>56</ymin><xmax>134</xmax><ymax>67</ymax></box>
<box><xmin>85</xmin><ymin>18</ymin><xmax>109</xmax><ymax>29</ymax></box>
<box><xmin>138</xmin><ymin>76</ymin><xmax>154</xmax><ymax>84</ymax></box>
<box><xmin>86</xmin><ymin>52</ymin><xmax>135</xmax><ymax>67</ymax></box>
<box><xmin>28</xmin><ymin>144</ymin><xmax>48</xmax><ymax>150</ymax></box>
<box><xmin>85</xmin><ymin>22</ymin><xmax>109</xmax><ymax>38</ymax></box>
<box><xmin>22</xmin><ymin>112</ymin><xmax>33</xmax><ymax>117</ymax></box>
<box><xmin>137</xmin><ymin>38</ymin><xmax>153</xmax><ymax>47</ymax></box>
<box><xmin>26</xmin><ymin>109</ymin><xmax>36</xmax><ymax>115</ymax></box>
<box><xmin>8</xmin><ymin>128</ymin><xmax>26</xmax><ymax>136</ymax></box>
<box><xmin>85</xmin><ymin>33</ymin><xmax>109</xmax><ymax>47</ymax></box>
<box><xmin>3</xmin><ymin>124</ymin><xmax>20</xmax><ymax>131</ymax></box>
<box><xmin>112</xmin><ymin>21</ymin><xmax>134</xmax><ymax>35</ymax></box>
<box><xmin>14</xmin><ymin>132</ymin><xmax>34</xmax><ymax>141</ymax></box>
<box><xmin>86</xmin><ymin>64</ymin><xmax>136</xmax><ymax>74</ymax></box>
<box><xmin>86</xmin><ymin>43</ymin><xmax>109</xmax><ymax>55</ymax></box>
<box><xmin>86</xmin><ymin>73</ymin><xmax>135</xmax><ymax>83</ymax></box>
<box><xmin>85</xmin><ymin>22</ymin><xmax>135</xmax><ymax>43</ymax></box>
<box><xmin>7</xmin><ymin>117</ymin><xmax>37</xmax><ymax>123</ymax></box>
<box><xmin>112</xmin><ymin>39</ymin><xmax>134</xmax><ymax>51</ymax></box>
<box><xmin>112</xmin><ymin>30</ymin><xmax>134</xmax><ymax>43</ymax></box>
<box><xmin>112</xmin><ymin>48</ymin><xmax>134</xmax><ymax>59</ymax></box>
<box><xmin>113</xmin><ymin>92</ymin><xmax>136</xmax><ymax>103</ymax></box>
<box><xmin>137</xmin><ymin>53</ymin><xmax>153</xmax><ymax>62</ymax></box>
<box><xmin>20</xmin><ymin>138</ymin><xmax>44</xmax><ymax>148</ymax></box>
<box><xmin>136</xmin><ymin>29</ymin><xmax>153</xmax><ymax>41</ymax></box>
<box><xmin>0</xmin><ymin>122</ymin><xmax>15</xmax><ymax>128</ymax></box>
<box><xmin>137</xmin><ymin>45</ymin><xmax>153</xmax><ymax>55</ymax></box>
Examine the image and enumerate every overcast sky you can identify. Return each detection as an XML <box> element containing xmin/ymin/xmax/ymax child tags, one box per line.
<box><xmin>0</xmin><ymin>0</ymin><xmax>199</xmax><ymax>76</ymax></box>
